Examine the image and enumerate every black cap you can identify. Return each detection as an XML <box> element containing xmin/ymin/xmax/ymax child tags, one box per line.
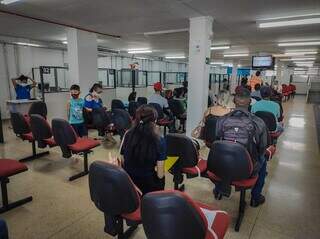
<box><xmin>260</xmin><ymin>86</ymin><xmax>272</xmax><ymax>98</ymax></box>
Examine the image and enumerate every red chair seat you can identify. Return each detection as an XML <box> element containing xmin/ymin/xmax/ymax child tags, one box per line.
<box><xmin>21</xmin><ymin>132</ymin><xmax>34</xmax><ymax>142</ymax></box>
<box><xmin>43</xmin><ymin>138</ymin><xmax>57</xmax><ymax>147</ymax></box>
<box><xmin>0</xmin><ymin>159</ymin><xmax>28</xmax><ymax>178</ymax></box>
<box><xmin>157</xmin><ymin>118</ymin><xmax>173</xmax><ymax>126</ymax></box>
<box><xmin>122</xmin><ymin>206</ymin><xmax>141</xmax><ymax>222</ymax></box>
<box><xmin>182</xmin><ymin>158</ymin><xmax>207</xmax><ymax>175</ymax></box>
<box><xmin>68</xmin><ymin>138</ymin><xmax>100</xmax><ymax>153</ymax></box>
<box><xmin>207</xmin><ymin>171</ymin><xmax>258</xmax><ymax>189</ymax></box>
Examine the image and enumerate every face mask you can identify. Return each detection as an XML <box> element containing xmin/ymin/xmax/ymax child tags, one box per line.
<box><xmin>71</xmin><ymin>93</ymin><xmax>80</xmax><ymax>99</ymax></box>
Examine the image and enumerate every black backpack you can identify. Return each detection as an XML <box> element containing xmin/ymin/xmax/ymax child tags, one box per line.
<box><xmin>216</xmin><ymin>109</ymin><xmax>258</xmax><ymax>162</ymax></box>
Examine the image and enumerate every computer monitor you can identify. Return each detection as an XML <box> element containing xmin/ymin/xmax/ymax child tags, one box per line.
<box><xmin>252</xmin><ymin>56</ymin><xmax>275</xmax><ymax>69</ymax></box>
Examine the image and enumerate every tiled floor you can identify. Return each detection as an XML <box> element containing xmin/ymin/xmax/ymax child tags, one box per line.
<box><xmin>0</xmin><ymin>95</ymin><xmax>319</xmax><ymax>239</ymax></box>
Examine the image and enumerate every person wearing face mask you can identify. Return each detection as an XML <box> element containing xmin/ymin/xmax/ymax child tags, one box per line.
<box><xmin>11</xmin><ymin>75</ymin><xmax>37</xmax><ymax>100</ymax></box>
<box><xmin>67</xmin><ymin>84</ymin><xmax>87</xmax><ymax>137</ymax></box>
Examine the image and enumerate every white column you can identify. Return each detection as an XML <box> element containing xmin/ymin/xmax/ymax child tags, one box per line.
<box><xmin>230</xmin><ymin>61</ymin><xmax>239</xmax><ymax>94</ymax></box>
<box><xmin>186</xmin><ymin>16</ymin><xmax>213</xmax><ymax>136</ymax></box>
<box><xmin>276</xmin><ymin>61</ymin><xmax>283</xmax><ymax>83</ymax></box>
<box><xmin>67</xmin><ymin>28</ymin><xmax>98</xmax><ymax>94</ymax></box>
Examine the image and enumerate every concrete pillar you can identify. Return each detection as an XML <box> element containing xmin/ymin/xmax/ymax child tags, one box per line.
<box><xmin>67</xmin><ymin>28</ymin><xmax>98</xmax><ymax>94</ymax></box>
<box><xmin>276</xmin><ymin>61</ymin><xmax>283</xmax><ymax>83</ymax></box>
<box><xmin>186</xmin><ymin>16</ymin><xmax>213</xmax><ymax>136</ymax></box>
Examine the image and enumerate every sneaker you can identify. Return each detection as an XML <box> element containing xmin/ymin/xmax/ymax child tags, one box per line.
<box><xmin>250</xmin><ymin>195</ymin><xmax>265</xmax><ymax>207</ymax></box>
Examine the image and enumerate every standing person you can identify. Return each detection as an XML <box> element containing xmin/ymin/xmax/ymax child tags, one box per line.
<box><xmin>120</xmin><ymin>105</ymin><xmax>166</xmax><ymax>195</ymax></box>
<box><xmin>128</xmin><ymin>91</ymin><xmax>137</xmax><ymax>102</ymax></box>
<box><xmin>248</xmin><ymin>71</ymin><xmax>263</xmax><ymax>92</ymax></box>
<box><xmin>11</xmin><ymin>75</ymin><xmax>37</xmax><ymax>100</ymax></box>
<box><xmin>67</xmin><ymin>84</ymin><xmax>87</xmax><ymax>138</ymax></box>
<box><xmin>216</xmin><ymin>88</ymin><xmax>269</xmax><ymax>206</ymax></box>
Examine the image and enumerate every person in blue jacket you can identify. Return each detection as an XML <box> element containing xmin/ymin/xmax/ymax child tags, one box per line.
<box><xmin>12</xmin><ymin>75</ymin><xmax>36</xmax><ymax>100</ymax></box>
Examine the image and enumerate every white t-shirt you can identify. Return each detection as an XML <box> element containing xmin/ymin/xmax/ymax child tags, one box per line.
<box><xmin>148</xmin><ymin>94</ymin><xmax>169</xmax><ymax>109</ymax></box>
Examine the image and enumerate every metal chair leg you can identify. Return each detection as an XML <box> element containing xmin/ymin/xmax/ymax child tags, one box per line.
<box><xmin>235</xmin><ymin>189</ymin><xmax>246</xmax><ymax>231</ymax></box>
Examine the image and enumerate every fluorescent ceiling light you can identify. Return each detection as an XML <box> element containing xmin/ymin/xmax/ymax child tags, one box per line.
<box><xmin>0</xmin><ymin>0</ymin><xmax>21</xmax><ymax>4</ymax></box>
<box><xmin>279</xmin><ymin>58</ymin><xmax>292</xmax><ymax>61</ymax></box>
<box><xmin>259</xmin><ymin>18</ymin><xmax>320</xmax><ymax>28</ymax></box>
<box><xmin>128</xmin><ymin>50</ymin><xmax>152</xmax><ymax>54</ymax></box>
<box><xmin>14</xmin><ymin>42</ymin><xmax>41</xmax><ymax>47</ymax></box>
<box><xmin>223</xmin><ymin>63</ymin><xmax>233</xmax><ymax>67</ymax></box>
<box><xmin>210</xmin><ymin>61</ymin><xmax>224</xmax><ymax>65</ymax></box>
<box><xmin>284</xmin><ymin>51</ymin><xmax>318</xmax><ymax>56</ymax></box>
<box><xmin>62</xmin><ymin>41</ymin><xmax>68</xmax><ymax>44</ymax></box>
<box><xmin>211</xmin><ymin>45</ymin><xmax>230</xmax><ymax>50</ymax></box>
<box><xmin>291</xmin><ymin>57</ymin><xmax>316</xmax><ymax>61</ymax></box>
<box><xmin>165</xmin><ymin>56</ymin><xmax>186</xmax><ymax>59</ymax></box>
<box><xmin>278</xmin><ymin>41</ymin><xmax>320</xmax><ymax>46</ymax></box>
<box><xmin>144</xmin><ymin>28</ymin><xmax>188</xmax><ymax>36</ymax></box>
<box><xmin>294</xmin><ymin>61</ymin><xmax>314</xmax><ymax>64</ymax></box>
<box><xmin>135</xmin><ymin>57</ymin><xmax>149</xmax><ymax>60</ymax></box>
<box><xmin>224</xmin><ymin>53</ymin><xmax>248</xmax><ymax>57</ymax></box>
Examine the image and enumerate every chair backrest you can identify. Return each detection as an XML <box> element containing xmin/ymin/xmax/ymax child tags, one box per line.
<box><xmin>28</xmin><ymin>101</ymin><xmax>47</xmax><ymax>118</ymax></box>
<box><xmin>166</xmin><ymin>134</ymin><xmax>198</xmax><ymax>168</ymax></box>
<box><xmin>10</xmin><ymin>112</ymin><xmax>30</xmax><ymax>135</ymax></box>
<box><xmin>148</xmin><ymin>103</ymin><xmax>164</xmax><ymax>119</ymax></box>
<box><xmin>137</xmin><ymin>97</ymin><xmax>147</xmax><ymax>106</ymax></box>
<box><xmin>255</xmin><ymin>111</ymin><xmax>277</xmax><ymax>131</ymax></box>
<box><xmin>202</xmin><ymin>115</ymin><xmax>219</xmax><ymax>146</ymax></box>
<box><xmin>111</xmin><ymin>109</ymin><xmax>132</xmax><ymax>138</ymax></box>
<box><xmin>128</xmin><ymin>101</ymin><xmax>139</xmax><ymax>118</ymax></box>
<box><xmin>142</xmin><ymin>190</ymin><xmax>206</xmax><ymax>239</ymax></box>
<box><xmin>111</xmin><ymin>99</ymin><xmax>125</xmax><ymax>111</ymax></box>
<box><xmin>168</xmin><ymin>99</ymin><xmax>185</xmax><ymax>116</ymax></box>
<box><xmin>30</xmin><ymin>114</ymin><xmax>52</xmax><ymax>141</ymax></box>
<box><xmin>207</xmin><ymin>141</ymin><xmax>253</xmax><ymax>183</ymax></box>
<box><xmin>89</xmin><ymin>161</ymin><xmax>140</xmax><ymax>216</ymax></box>
<box><xmin>51</xmin><ymin>118</ymin><xmax>77</xmax><ymax>146</ymax></box>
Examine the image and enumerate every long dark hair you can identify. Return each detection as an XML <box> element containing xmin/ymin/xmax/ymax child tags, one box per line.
<box><xmin>125</xmin><ymin>105</ymin><xmax>160</xmax><ymax>166</ymax></box>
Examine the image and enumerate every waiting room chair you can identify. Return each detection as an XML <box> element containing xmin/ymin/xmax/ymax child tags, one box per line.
<box><xmin>255</xmin><ymin>111</ymin><xmax>282</xmax><ymax>143</ymax></box>
<box><xmin>51</xmin><ymin>119</ymin><xmax>100</xmax><ymax>181</ymax></box>
<box><xmin>166</xmin><ymin>134</ymin><xmax>207</xmax><ymax>191</ymax></box>
<box><xmin>111</xmin><ymin>99</ymin><xmax>126</xmax><ymax>111</ymax></box>
<box><xmin>149</xmin><ymin>103</ymin><xmax>173</xmax><ymax>136</ymax></box>
<box><xmin>168</xmin><ymin>99</ymin><xmax>186</xmax><ymax>132</ymax></box>
<box><xmin>10</xmin><ymin>112</ymin><xmax>49</xmax><ymax>162</ymax></box>
<box><xmin>30</xmin><ymin>114</ymin><xmax>57</xmax><ymax>148</ymax></box>
<box><xmin>142</xmin><ymin>190</ymin><xmax>230</xmax><ymax>239</ymax></box>
<box><xmin>111</xmin><ymin>109</ymin><xmax>132</xmax><ymax>139</ymax></box>
<box><xmin>207</xmin><ymin>141</ymin><xmax>258</xmax><ymax>231</ymax></box>
<box><xmin>0</xmin><ymin>159</ymin><xmax>32</xmax><ymax>213</ymax></box>
<box><xmin>89</xmin><ymin>161</ymin><xmax>141</xmax><ymax>239</ymax></box>
<box><xmin>28</xmin><ymin>101</ymin><xmax>47</xmax><ymax>119</ymax></box>
<box><xmin>0</xmin><ymin>219</ymin><xmax>8</xmax><ymax>239</ymax></box>
<box><xmin>137</xmin><ymin>97</ymin><xmax>147</xmax><ymax>106</ymax></box>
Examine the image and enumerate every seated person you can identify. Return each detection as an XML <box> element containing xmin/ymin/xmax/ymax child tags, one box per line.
<box><xmin>128</xmin><ymin>91</ymin><xmax>137</xmax><ymax>102</ymax></box>
<box><xmin>149</xmin><ymin>82</ymin><xmax>176</xmax><ymax>133</ymax></box>
<box><xmin>84</xmin><ymin>83</ymin><xmax>115</xmax><ymax>143</ymax></box>
<box><xmin>216</xmin><ymin>88</ymin><xmax>269</xmax><ymax>207</ymax></box>
<box><xmin>251</xmin><ymin>86</ymin><xmax>283</xmax><ymax>132</ymax></box>
<box><xmin>251</xmin><ymin>83</ymin><xmax>262</xmax><ymax>100</ymax></box>
<box><xmin>120</xmin><ymin>105</ymin><xmax>166</xmax><ymax>195</ymax></box>
<box><xmin>12</xmin><ymin>75</ymin><xmax>36</xmax><ymax>100</ymax></box>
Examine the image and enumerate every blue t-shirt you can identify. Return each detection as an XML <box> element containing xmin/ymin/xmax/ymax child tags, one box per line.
<box><xmin>69</xmin><ymin>98</ymin><xmax>85</xmax><ymax>124</ymax></box>
<box><xmin>15</xmin><ymin>84</ymin><xmax>31</xmax><ymax>100</ymax></box>
<box><xmin>251</xmin><ymin>99</ymin><xmax>280</xmax><ymax>120</ymax></box>
<box><xmin>84</xmin><ymin>93</ymin><xmax>103</xmax><ymax>110</ymax></box>
<box><xmin>121</xmin><ymin>134</ymin><xmax>167</xmax><ymax>177</ymax></box>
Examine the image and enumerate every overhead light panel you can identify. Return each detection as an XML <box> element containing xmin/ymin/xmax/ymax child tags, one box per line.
<box><xmin>290</xmin><ymin>57</ymin><xmax>316</xmax><ymax>61</ymax></box>
<box><xmin>284</xmin><ymin>51</ymin><xmax>318</xmax><ymax>56</ymax></box>
<box><xmin>211</xmin><ymin>45</ymin><xmax>230</xmax><ymax>50</ymax></box>
<box><xmin>62</xmin><ymin>41</ymin><xmax>68</xmax><ymax>44</ymax></box>
<box><xmin>210</xmin><ymin>61</ymin><xmax>224</xmax><ymax>65</ymax></box>
<box><xmin>278</xmin><ymin>41</ymin><xmax>320</xmax><ymax>47</ymax></box>
<box><xmin>128</xmin><ymin>49</ymin><xmax>152</xmax><ymax>54</ymax></box>
<box><xmin>224</xmin><ymin>53</ymin><xmax>249</xmax><ymax>57</ymax></box>
<box><xmin>258</xmin><ymin>17</ymin><xmax>320</xmax><ymax>28</ymax></box>
<box><xmin>14</xmin><ymin>42</ymin><xmax>42</xmax><ymax>47</ymax></box>
<box><xmin>165</xmin><ymin>56</ymin><xmax>186</xmax><ymax>59</ymax></box>
<box><xmin>0</xmin><ymin>0</ymin><xmax>21</xmax><ymax>5</ymax></box>
<box><xmin>144</xmin><ymin>28</ymin><xmax>188</xmax><ymax>36</ymax></box>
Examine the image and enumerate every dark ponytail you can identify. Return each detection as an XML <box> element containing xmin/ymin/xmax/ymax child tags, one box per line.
<box><xmin>89</xmin><ymin>83</ymin><xmax>102</xmax><ymax>93</ymax></box>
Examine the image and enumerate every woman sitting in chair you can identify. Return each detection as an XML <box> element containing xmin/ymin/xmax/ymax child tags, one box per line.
<box><xmin>120</xmin><ymin>105</ymin><xmax>166</xmax><ymax>195</ymax></box>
